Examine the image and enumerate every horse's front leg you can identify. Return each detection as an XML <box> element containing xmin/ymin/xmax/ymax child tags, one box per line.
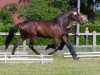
<box><xmin>62</xmin><ymin>35</ymin><xmax>79</xmax><ymax>60</ymax></box>
<box><xmin>48</xmin><ymin>37</ymin><xmax>58</xmax><ymax>55</ymax></box>
<box><xmin>45</xmin><ymin>34</ymin><xmax>79</xmax><ymax>50</ymax></box>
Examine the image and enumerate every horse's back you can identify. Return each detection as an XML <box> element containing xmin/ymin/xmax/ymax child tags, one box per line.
<box><xmin>35</xmin><ymin>20</ymin><xmax>53</xmax><ymax>37</ymax></box>
<box><xmin>19</xmin><ymin>20</ymin><xmax>53</xmax><ymax>37</ymax></box>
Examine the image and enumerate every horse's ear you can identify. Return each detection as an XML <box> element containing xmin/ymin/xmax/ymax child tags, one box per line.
<box><xmin>73</xmin><ymin>8</ymin><xmax>78</xmax><ymax>12</ymax></box>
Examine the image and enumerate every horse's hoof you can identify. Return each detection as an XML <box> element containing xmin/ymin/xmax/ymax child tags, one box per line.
<box><xmin>57</xmin><ymin>48</ymin><xmax>63</xmax><ymax>51</ymax></box>
<box><xmin>36</xmin><ymin>53</ymin><xmax>41</xmax><ymax>55</ymax></box>
<box><xmin>45</xmin><ymin>45</ymin><xmax>50</xmax><ymax>50</ymax></box>
<box><xmin>73</xmin><ymin>56</ymin><xmax>79</xmax><ymax>60</ymax></box>
<box><xmin>11</xmin><ymin>52</ymin><xmax>14</xmax><ymax>55</ymax></box>
<box><xmin>48</xmin><ymin>52</ymin><xmax>53</xmax><ymax>55</ymax></box>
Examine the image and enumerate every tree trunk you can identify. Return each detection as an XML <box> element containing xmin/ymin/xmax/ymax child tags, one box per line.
<box><xmin>87</xmin><ymin>0</ymin><xmax>95</xmax><ymax>23</ymax></box>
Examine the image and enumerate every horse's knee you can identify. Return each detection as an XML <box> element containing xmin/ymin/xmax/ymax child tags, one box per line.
<box><xmin>55</xmin><ymin>45</ymin><xmax>59</xmax><ymax>50</ymax></box>
<box><xmin>29</xmin><ymin>45</ymin><xmax>32</xmax><ymax>49</ymax></box>
<box><xmin>66</xmin><ymin>42</ymin><xmax>70</xmax><ymax>48</ymax></box>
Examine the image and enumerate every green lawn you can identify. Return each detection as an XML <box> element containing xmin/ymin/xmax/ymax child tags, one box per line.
<box><xmin>0</xmin><ymin>57</ymin><xmax>100</xmax><ymax>75</ymax></box>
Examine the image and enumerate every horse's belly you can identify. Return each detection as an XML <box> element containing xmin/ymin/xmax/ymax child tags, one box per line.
<box><xmin>37</xmin><ymin>31</ymin><xmax>52</xmax><ymax>38</ymax></box>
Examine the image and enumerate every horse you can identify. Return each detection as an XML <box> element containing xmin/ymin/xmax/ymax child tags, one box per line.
<box><xmin>45</xmin><ymin>14</ymin><xmax>88</xmax><ymax>51</ymax></box>
<box><xmin>5</xmin><ymin>8</ymin><xmax>87</xmax><ymax>60</ymax></box>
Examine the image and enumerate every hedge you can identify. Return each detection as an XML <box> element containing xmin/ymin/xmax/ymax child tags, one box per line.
<box><xmin>0</xmin><ymin>20</ymin><xmax>100</xmax><ymax>45</ymax></box>
<box><xmin>0</xmin><ymin>23</ymin><xmax>100</xmax><ymax>45</ymax></box>
<box><xmin>0</xmin><ymin>2</ymin><xmax>100</xmax><ymax>45</ymax></box>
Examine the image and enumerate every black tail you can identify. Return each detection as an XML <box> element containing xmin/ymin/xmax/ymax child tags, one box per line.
<box><xmin>5</xmin><ymin>24</ymin><xmax>20</xmax><ymax>49</ymax></box>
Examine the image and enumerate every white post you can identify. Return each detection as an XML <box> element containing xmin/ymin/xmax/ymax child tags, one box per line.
<box><xmin>40</xmin><ymin>54</ymin><xmax>43</xmax><ymax>64</ymax></box>
<box><xmin>23</xmin><ymin>40</ymin><xmax>26</xmax><ymax>52</ymax></box>
<box><xmin>16</xmin><ymin>51</ymin><xmax>19</xmax><ymax>58</ymax></box>
<box><xmin>93</xmin><ymin>31</ymin><xmax>96</xmax><ymax>48</ymax></box>
<box><xmin>77</xmin><ymin>0</ymin><xmax>80</xmax><ymax>13</ymax></box>
<box><xmin>5</xmin><ymin>54</ymin><xmax>7</xmax><ymax>64</ymax></box>
<box><xmin>76</xmin><ymin>0</ymin><xmax>80</xmax><ymax>46</ymax></box>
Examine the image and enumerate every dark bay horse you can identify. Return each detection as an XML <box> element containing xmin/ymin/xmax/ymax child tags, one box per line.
<box><xmin>45</xmin><ymin>15</ymin><xmax>87</xmax><ymax>51</ymax></box>
<box><xmin>5</xmin><ymin>8</ymin><xmax>87</xmax><ymax>60</ymax></box>
<box><xmin>45</xmin><ymin>25</ymin><xmax>79</xmax><ymax>51</ymax></box>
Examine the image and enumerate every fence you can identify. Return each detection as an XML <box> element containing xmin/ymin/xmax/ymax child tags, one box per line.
<box><xmin>69</xmin><ymin>31</ymin><xmax>100</xmax><ymax>47</ymax></box>
<box><xmin>0</xmin><ymin>52</ymin><xmax>53</xmax><ymax>64</ymax></box>
<box><xmin>0</xmin><ymin>32</ymin><xmax>26</xmax><ymax>51</ymax></box>
<box><xmin>0</xmin><ymin>31</ymin><xmax>100</xmax><ymax>50</ymax></box>
<box><xmin>64</xmin><ymin>52</ymin><xmax>100</xmax><ymax>58</ymax></box>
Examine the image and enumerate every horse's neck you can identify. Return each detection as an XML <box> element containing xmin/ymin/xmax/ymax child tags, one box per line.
<box><xmin>53</xmin><ymin>12</ymin><xmax>72</xmax><ymax>31</ymax></box>
<box><xmin>57</xmin><ymin>16</ymin><xmax>71</xmax><ymax>30</ymax></box>
<box><xmin>63</xmin><ymin>20</ymin><xmax>70</xmax><ymax>31</ymax></box>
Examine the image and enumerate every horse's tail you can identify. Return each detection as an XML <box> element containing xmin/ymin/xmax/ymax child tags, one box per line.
<box><xmin>5</xmin><ymin>23</ymin><xmax>21</xmax><ymax>49</ymax></box>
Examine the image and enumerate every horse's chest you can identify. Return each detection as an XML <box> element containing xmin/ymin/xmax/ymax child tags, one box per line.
<box><xmin>51</xmin><ymin>26</ymin><xmax>64</xmax><ymax>37</ymax></box>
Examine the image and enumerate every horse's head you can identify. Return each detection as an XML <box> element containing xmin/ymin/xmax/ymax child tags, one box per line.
<box><xmin>68</xmin><ymin>8</ymin><xmax>88</xmax><ymax>24</ymax></box>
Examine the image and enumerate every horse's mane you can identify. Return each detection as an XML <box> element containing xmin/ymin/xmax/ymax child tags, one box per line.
<box><xmin>18</xmin><ymin>20</ymin><xmax>33</xmax><ymax>25</ymax></box>
<box><xmin>55</xmin><ymin>8</ymin><xmax>78</xmax><ymax>20</ymax></box>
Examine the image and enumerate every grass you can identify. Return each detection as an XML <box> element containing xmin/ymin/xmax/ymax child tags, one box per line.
<box><xmin>0</xmin><ymin>57</ymin><xmax>100</xmax><ymax>75</ymax></box>
<box><xmin>0</xmin><ymin>47</ymin><xmax>100</xmax><ymax>75</ymax></box>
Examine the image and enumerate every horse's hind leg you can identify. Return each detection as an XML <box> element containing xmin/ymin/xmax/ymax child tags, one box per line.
<box><xmin>11</xmin><ymin>37</ymin><xmax>25</xmax><ymax>55</ymax></box>
<box><xmin>29</xmin><ymin>39</ymin><xmax>40</xmax><ymax>55</ymax></box>
<box><xmin>48</xmin><ymin>37</ymin><xmax>58</xmax><ymax>55</ymax></box>
<box><xmin>45</xmin><ymin>44</ymin><xmax>55</xmax><ymax>50</ymax></box>
<box><xmin>45</xmin><ymin>38</ymin><xmax>65</xmax><ymax>50</ymax></box>
<box><xmin>58</xmin><ymin>39</ymin><xmax>65</xmax><ymax>50</ymax></box>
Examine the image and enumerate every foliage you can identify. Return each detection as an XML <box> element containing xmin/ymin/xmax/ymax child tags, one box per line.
<box><xmin>95</xmin><ymin>10</ymin><xmax>100</xmax><ymax>20</ymax></box>
<box><xmin>6</xmin><ymin>3</ymin><xmax>18</xmax><ymax>11</ymax></box>
<box><xmin>0</xmin><ymin>23</ymin><xmax>12</xmax><ymax>32</ymax></box>
<box><xmin>0</xmin><ymin>0</ymin><xmax>100</xmax><ymax>45</ymax></box>
<box><xmin>0</xmin><ymin>8</ymin><xmax>12</xmax><ymax>24</ymax></box>
<box><xmin>68</xmin><ymin>0</ymin><xmax>88</xmax><ymax>14</ymax></box>
<box><xmin>48</xmin><ymin>0</ymin><xmax>68</xmax><ymax>12</ymax></box>
<box><xmin>95</xmin><ymin>0</ymin><xmax>100</xmax><ymax>4</ymax></box>
<box><xmin>0</xmin><ymin>4</ymin><xmax>17</xmax><ymax>25</ymax></box>
<box><xmin>19</xmin><ymin>0</ymin><xmax>63</xmax><ymax>20</ymax></box>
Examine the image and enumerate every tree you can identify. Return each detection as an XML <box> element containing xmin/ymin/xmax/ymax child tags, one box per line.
<box><xmin>87</xmin><ymin>0</ymin><xmax>95</xmax><ymax>23</ymax></box>
<box><xmin>18</xmin><ymin>0</ymin><xmax>68</xmax><ymax>20</ymax></box>
<box><xmin>67</xmin><ymin>0</ymin><xmax>96</xmax><ymax>23</ymax></box>
<box><xmin>67</xmin><ymin>0</ymin><xmax>88</xmax><ymax>14</ymax></box>
<box><xmin>19</xmin><ymin>0</ymin><xmax>31</xmax><ymax>3</ymax></box>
